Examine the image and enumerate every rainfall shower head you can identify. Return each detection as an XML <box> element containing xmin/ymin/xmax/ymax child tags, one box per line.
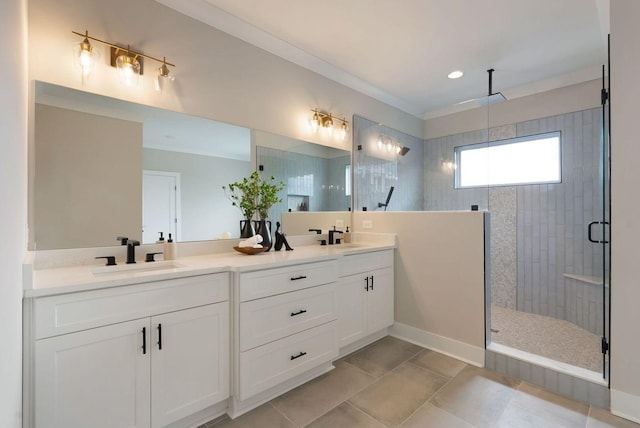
<box><xmin>399</xmin><ymin>146</ymin><xmax>410</xmax><ymax>156</ymax></box>
<box><xmin>458</xmin><ymin>68</ymin><xmax>507</xmax><ymax>106</ymax></box>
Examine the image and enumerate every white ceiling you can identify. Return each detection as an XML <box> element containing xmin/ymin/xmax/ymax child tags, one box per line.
<box><xmin>157</xmin><ymin>0</ymin><xmax>609</xmax><ymax>119</ymax></box>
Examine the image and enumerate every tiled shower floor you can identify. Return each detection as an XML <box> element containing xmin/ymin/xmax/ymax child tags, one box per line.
<box><xmin>491</xmin><ymin>305</ymin><xmax>602</xmax><ymax>373</ymax></box>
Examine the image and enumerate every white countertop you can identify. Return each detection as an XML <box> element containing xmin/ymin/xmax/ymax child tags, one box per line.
<box><xmin>25</xmin><ymin>242</ymin><xmax>395</xmax><ymax>298</ymax></box>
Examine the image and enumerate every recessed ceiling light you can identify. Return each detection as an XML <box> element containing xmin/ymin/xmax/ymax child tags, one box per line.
<box><xmin>448</xmin><ymin>70</ymin><xmax>464</xmax><ymax>79</ymax></box>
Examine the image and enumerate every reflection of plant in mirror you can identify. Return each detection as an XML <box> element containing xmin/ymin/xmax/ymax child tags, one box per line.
<box><xmin>222</xmin><ymin>171</ymin><xmax>260</xmax><ymax>220</ymax></box>
<box><xmin>257</xmin><ymin>174</ymin><xmax>285</xmax><ymax>219</ymax></box>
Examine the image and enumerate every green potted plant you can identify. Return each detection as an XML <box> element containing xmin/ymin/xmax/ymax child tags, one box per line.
<box><xmin>254</xmin><ymin>175</ymin><xmax>285</xmax><ymax>251</ymax></box>
<box><xmin>222</xmin><ymin>171</ymin><xmax>260</xmax><ymax>238</ymax></box>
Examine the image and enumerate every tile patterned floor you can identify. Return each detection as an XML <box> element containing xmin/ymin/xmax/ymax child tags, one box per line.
<box><xmin>199</xmin><ymin>336</ymin><xmax>638</xmax><ymax>428</ymax></box>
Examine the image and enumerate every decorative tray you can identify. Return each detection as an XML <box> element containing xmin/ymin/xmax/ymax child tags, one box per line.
<box><xmin>233</xmin><ymin>246</ymin><xmax>268</xmax><ymax>255</ymax></box>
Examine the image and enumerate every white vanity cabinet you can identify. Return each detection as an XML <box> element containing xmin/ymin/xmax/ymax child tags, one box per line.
<box><xmin>233</xmin><ymin>260</ymin><xmax>339</xmax><ymax>406</ymax></box>
<box><xmin>337</xmin><ymin>250</ymin><xmax>394</xmax><ymax>348</ymax></box>
<box><xmin>28</xmin><ymin>273</ymin><xmax>230</xmax><ymax>428</ymax></box>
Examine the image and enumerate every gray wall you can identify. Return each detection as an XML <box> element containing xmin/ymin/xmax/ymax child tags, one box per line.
<box><xmin>34</xmin><ymin>104</ymin><xmax>142</xmax><ymax>249</ymax></box>
<box><xmin>424</xmin><ymin>108</ymin><xmax>604</xmax><ymax>334</ymax></box>
<box><xmin>143</xmin><ymin>148</ymin><xmax>251</xmax><ymax>241</ymax></box>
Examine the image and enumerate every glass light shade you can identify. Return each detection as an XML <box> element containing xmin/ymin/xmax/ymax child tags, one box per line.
<box><xmin>395</xmin><ymin>145</ymin><xmax>401</xmax><ymax>154</ymax></box>
<box><xmin>73</xmin><ymin>39</ymin><xmax>99</xmax><ymax>79</ymax></box>
<box><xmin>324</xmin><ymin>116</ymin><xmax>333</xmax><ymax>136</ymax></box>
<box><xmin>155</xmin><ymin>63</ymin><xmax>175</xmax><ymax>93</ymax></box>
<box><xmin>311</xmin><ymin>112</ymin><xmax>319</xmax><ymax>132</ymax></box>
<box><xmin>340</xmin><ymin>122</ymin><xmax>348</xmax><ymax>140</ymax></box>
<box><xmin>116</xmin><ymin>55</ymin><xmax>141</xmax><ymax>87</ymax></box>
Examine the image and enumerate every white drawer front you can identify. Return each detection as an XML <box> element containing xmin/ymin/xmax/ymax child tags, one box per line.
<box><xmin>339</xmin><ymin>250</ymin><xmax>393</xmax><ymax>277</ymax></box>
<box><xmin>240</xmin><ymin>284</ymin><xmax>337</xmax><ymax>351</ymax></box>
<box><xmin>34</xmin><ymin>273</ymin><xmax>229</xmax><ymax>339</ymax></box>
<box><xmin>239</xmin><ymin>260</ymin><xmax>337</xmax><ymax>302</ymax></box>
<box><xmin>239</xmin><ymin>321</ymin><xmax>338</xmax><ymax>400</ymax></box>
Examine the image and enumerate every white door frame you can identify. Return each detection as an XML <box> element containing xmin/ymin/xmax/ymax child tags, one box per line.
<box><xmin>142</xmin><ymin>170</ymin><xmax>182</xmax><ymax>242</ymax></box>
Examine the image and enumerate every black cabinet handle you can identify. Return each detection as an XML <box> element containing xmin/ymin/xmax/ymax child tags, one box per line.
<box><xmin>142</xmin><ymin>327</ymin><xmax>147</xmax><ymax>354</ymax></box>
<box><xmin>157</xmin><ymin>324</ymin><xmax>162</xmax><ymax>350</ymax></box>
<box><xmin>370</xmin><ymin>275</ymin><xmax>374</xmax><ymax>290</ymax></box>
<box><xmin>365</xmin><ymin>276</ymin><xmax>369</xmax><ymax>291</ymax></box>
<box><xmin>290</xmin><ymin>309</ymin><xmax>308</xmax><ymax>317</ymax></box>
<box><xmin>290</xmin><ymin>275</ymin><xmax>307</xmax><ymax>281</ymax></box>
<box><xmin>290</xmin><ymin>351</ymin><xmax>307</xmax><ymax>360</ymax></box>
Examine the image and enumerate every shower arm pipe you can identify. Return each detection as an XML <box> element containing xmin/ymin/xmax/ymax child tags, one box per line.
<box><xmin>488</xmin><ymin>68</ymin><xmax>495</xmax><ymax>96</ymax></box>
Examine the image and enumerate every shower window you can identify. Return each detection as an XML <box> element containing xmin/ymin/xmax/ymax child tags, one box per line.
<box><xmin>455</xmin><ymin>131</ymin><xmax>561</xmax><ymax>188</ymax></box>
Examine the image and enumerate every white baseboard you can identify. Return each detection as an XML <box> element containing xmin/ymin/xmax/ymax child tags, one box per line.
<box><xmin>389</xmin><ymin>322</ymin><xmax>484</xmax><ymax>367</ymax></box>
<box><xmin>611</xmin><ymin>389</ymin><xmax>640</xmax><ymax>424</ymax></box>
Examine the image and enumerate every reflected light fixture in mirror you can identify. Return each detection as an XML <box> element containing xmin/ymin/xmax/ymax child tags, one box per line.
<box><xmin>309</xmin><ymin>109</ymin><xmax>348</xmax><ymax>141</ymax></box>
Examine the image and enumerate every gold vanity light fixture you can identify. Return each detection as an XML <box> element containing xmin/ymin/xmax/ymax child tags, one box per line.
<box><xmin>310</xmin><ymin>109</ymin><xmax>349</xmax><ymax>140</ymax></box>
<box><xmin>72</xmin><ymin>30</ymin><xmax>176</xmax><ymax>87</ymax></box>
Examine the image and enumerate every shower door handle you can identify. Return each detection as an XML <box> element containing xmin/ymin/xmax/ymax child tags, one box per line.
<box><xmin>588</xmin><ymin>221</ymin><xmax>609</xmax><ymax>244</ymax></box>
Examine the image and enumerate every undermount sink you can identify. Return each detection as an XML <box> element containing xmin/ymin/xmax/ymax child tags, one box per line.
<box><xmin>90</xmin><ymin>260</ymin><xmax>184</xmax><ymax>276</ymax></box>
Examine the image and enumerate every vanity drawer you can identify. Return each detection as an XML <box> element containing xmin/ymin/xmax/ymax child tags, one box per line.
<box><xmin>240</xmin><ymin>284</ymin><xmax>337</xmax><ymax>351</ymax></box>
<box><xmin>339</xmin><ymin>250</ymin><xmax>394</xmax><ymax>277</ymax></box>
<box><xmin>239</xmin><ymin>260</ymin><xmax>337</xmax><ymax>302</ymax></box>
<box><xmin>238</xmin><ymin>321</ymin><xmax>338</xmax><ymax>400</ymax></box>
<box><xmin>34</xmin><ymin>273</ymin><xmax>229</xmax><ymax>339</ymax></box>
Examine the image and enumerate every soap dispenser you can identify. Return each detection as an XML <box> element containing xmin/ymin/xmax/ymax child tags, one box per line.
<box><xmin>164</xmin><ymin>233</ymin><xmax>177</xmax><ymax>260</ymax></box>
<box><xmin>156</xmin><ymin>232</ymin><xmax>165</xmax><ymax>244</ymax></box>
<box><xmin>343</xmin><ymin>226</ymin><xmax>352</xmax><ymax>243</ymax></box>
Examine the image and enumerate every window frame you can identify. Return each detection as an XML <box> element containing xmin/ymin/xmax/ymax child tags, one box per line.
<box><xmin>454</xmin><ymin>131</ymin><xmax>562</xmax><ymax>189</ymax></box>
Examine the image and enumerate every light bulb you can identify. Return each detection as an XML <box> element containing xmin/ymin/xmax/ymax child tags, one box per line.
<box><xmin>386</xmin><ymin>143</ymin><xmax>392</xmax><ymax>152</ymax></box>
<box><xmin>73</xmin><ymin>33</ymin><xmax>99</xmax><ymax>81</ymax></box>
<box><xmin>116</xmin><ymin>54</ymin><xmax>140</xmax><ymax>87</ymax></box>
<box><xmin>377</xmin><ymin>137</ymin><xmax>383</xmax><ymax>150</ymax></box>
<box><xmin>311</xmin><ymin>111</ymin><xmax>320</xmax><ymax>132</ymax></box>
<box><xmin>395</xmin><ymin>145</ymin><xmax>401</xmax><ymax>154</ymax></box>
<box><xmin>340</xmin><ymin>121</ymin><xmax>348</xmax><ymax>140</ymax></box>
<box><xmin>324</xmin><ymin>115</ymin><xmax>333</xmax><ymax>136</ymax></box>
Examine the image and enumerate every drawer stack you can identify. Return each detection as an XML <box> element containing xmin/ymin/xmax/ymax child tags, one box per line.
<box><xmin>237</xmin><ymin>260</ymin><xmax>339</xmax><ymax>400</ymax></box>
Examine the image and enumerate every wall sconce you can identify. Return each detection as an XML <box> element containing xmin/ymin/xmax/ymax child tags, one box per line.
<box><xmin>310</xmin><ymin>109</ymin><xmax>349</xmax><ymax>140</ymax></box>
<box><xmin>72</xmin><ymin>30</ymin><xmax>176</xmax><ymax>88</ymax></box>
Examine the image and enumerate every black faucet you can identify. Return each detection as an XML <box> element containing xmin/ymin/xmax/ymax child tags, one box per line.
<box><xmin>117</xmin><ymin>237</ymin><xmax>140</xmax><ymax>264</ymax></box>
<box><xmin>125</xmin><ymin>239</ymin><xmax>140</xmax><ymax>264</ymax></box>
<box><xmin>328</xmin><ymin>227</ymin><xmax>343</xmax><ymax>245</ymax></box>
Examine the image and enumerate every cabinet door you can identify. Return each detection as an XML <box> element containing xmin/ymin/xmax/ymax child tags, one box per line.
<box><xmin>366</xmin><ymin>267</ymin><xmax>395</xmax><ymax>334</ymax></box>
<box><xmin>35</xmin><ymin>319</ymin><xmax>151</xmax><ymax>428</ymax></box>
<box><xmin>336</xmin><ymin>274</ymin><xmax>368</xmax><ymax>348</ymax></box>
<box><xmin>151</xmin><ymin>303</ymin><xmax>229</xmax><ymax>428</ymax></box>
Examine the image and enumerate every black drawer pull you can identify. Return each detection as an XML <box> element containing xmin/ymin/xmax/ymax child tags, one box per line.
<box><xmin>142</xmin><ymin>327</ymin><xmax>147</xmax><ymax>355</ymax></box>
<box><xmin>290</xmin><ymin>275</ymin><xmax>307</xmax><ymax>281</ymax></box>
<box><xmin>290</xmin><ymin>309</ymin><xmax>308</xmax><ymax>317</ymax></box>
<box><xmin>157</xmin><ymin>324</ymin><xmax>162</xmax><ymax>350</ymax></box>
<box><xmin>370</xmin><ymin>275</ymin><xmax>374</xmax><ymax>290</ymax></box>
<box><xmin>290</xmin><ymin>351</ymin><xmax>307</xmax><ymax>360</ymax></box>
<box><xmin>365</xmin><ymin>276</ymin><xmax>369</xmax><ymax>291</ymax></box>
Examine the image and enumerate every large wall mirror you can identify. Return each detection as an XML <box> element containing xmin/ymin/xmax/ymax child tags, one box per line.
<box><xmin>30</xmin><ymin>81</ymin><xmax>351</xmax><ymax>250</ymax></box>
